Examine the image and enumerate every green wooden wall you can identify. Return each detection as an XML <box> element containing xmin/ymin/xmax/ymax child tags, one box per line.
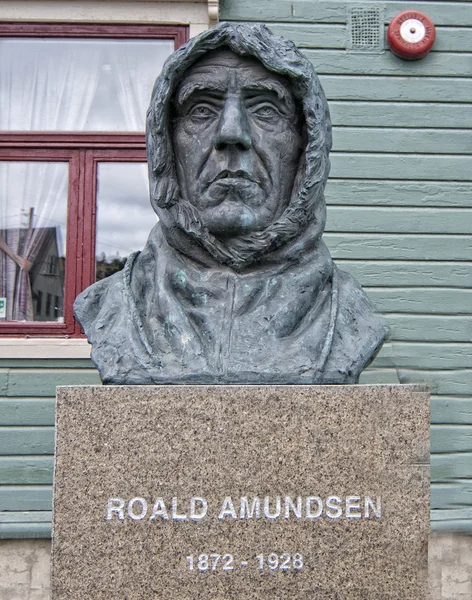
<box><xmin>220</xmin><ymin>0</ymin><xmax>472</xmax><ymax>532</ymax></box>
<box><xmin>0</xmin><ymin>0</ymin><xmax>471</xmax><ymax>538</ymax></box>
<box><xmin>0</xmin><ymin>360</ymin><xmax>101</xmax><ymax>537</ymax></box>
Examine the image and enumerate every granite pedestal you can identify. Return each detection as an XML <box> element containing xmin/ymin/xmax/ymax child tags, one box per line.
<box><xmin>52</xmin><ymin>385</ymin><xmax>429</xmax><ymax>599</ymax></box>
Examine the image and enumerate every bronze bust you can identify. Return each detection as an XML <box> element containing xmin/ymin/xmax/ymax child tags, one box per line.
<box><xmin>74</xmin><ymin>23</ymin><xmax>388</xmax><ymax>384</ymax></box>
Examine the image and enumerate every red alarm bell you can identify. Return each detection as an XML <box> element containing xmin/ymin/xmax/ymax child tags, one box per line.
<box><xmin>387</xmin><ymin>11</ymin><xmax>436</xmax><ymax>60</ymax></box>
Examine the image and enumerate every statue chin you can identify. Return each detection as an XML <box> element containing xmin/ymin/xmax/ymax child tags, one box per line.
<box><xmin>199</xmin><ymin>203</ymin><xmax>265</xmax><ymax>238</ymax></box>
<box><xmin>198</xmin><ymin>181</ymin><xmax>272</xmax><ymax>237</ymax></box>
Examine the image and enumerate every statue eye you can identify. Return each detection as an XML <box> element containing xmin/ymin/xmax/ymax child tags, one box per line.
<box><xmin>251</xmin><ymin>104</ymin><xmax>279</xmax><ymax>120</ymax></box>
<box><xmin>189</xmin><ymin>104</ymin><xmax>217</xmax><ymax>121</ymax></box>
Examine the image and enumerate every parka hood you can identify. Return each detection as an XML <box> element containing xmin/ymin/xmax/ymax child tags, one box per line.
<box><xmin>146</xmin><ymin>22</ymin><xmax>332</xmax><ymax>271</ymax></box>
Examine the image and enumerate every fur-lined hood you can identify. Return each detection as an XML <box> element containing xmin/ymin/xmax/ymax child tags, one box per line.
<box><xmin>146</xmin><ymin>22</ymin><xmax>332</xmax><ymax>270</ymax></box>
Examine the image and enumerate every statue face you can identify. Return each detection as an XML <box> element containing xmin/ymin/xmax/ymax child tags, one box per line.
<box><xmin>172</xmin><ymin>50</ymin><xmax>304</xmax><ymax>238</ymax></box>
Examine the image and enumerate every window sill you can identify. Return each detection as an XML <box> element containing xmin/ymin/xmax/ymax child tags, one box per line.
<box><xmin>0</xmin><ymin>338</ymin><xmax>91</xmax><ymax>359</ymax></box>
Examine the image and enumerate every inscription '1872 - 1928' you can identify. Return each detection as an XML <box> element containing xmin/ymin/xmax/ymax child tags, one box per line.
<box><xmin>105</xmin><ymin>495</ymin><xmax>382</xmax><ymax>522</ymax></box>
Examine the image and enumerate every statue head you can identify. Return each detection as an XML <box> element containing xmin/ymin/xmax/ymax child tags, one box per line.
<box><xmin>146</xmin><ymin>23</ymin><xmax>332</xmax><ymax>270</ymax></box>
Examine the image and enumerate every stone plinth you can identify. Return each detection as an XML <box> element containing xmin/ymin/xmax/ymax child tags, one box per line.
<box><xmin>52</xmin><ymin>385</ymin><xmax>429</xmax><ymax>599</ymax></box>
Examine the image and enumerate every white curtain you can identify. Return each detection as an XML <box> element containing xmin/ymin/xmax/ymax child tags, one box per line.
<box><xmin>0</xmin><ymin>39</ymin><xmax>102</xmax><ymax>320</ymax></box>
<box><xmin>108</xmin><ymin>40</ymin><xmax>173</xmax><ymax>131</ymax></box>
<box><xmin>0</xmin><ymin>39</ymin><xmax>102</xmax><ymax>130</ymax></box>
<box><xmin>104</xmin><ymin>41</ymin><xmax>172</xmax><ymax>257</ymax></box>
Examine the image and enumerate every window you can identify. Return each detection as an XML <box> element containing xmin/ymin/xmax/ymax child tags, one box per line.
<box><xmin>0</xmin><ymin>23</ymin><xmax>188</xmax><ymax>336</ymax></box>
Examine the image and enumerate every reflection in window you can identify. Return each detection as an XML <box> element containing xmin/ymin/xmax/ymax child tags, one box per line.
<box><xmin>35</xmin><ymin>290</ymin><xmax>43</xmax><ymax>317</ymax></box>
<box><xmin>96</xmin><ymin>162</ymin><xmax>156</xmax><ymax>280</ymax></box>
<box><xmin>0</xmin><ymin>162</ymin><xmax>68</xmax><ymax>321</ymax></box>
<box><xmin>54</xmin><ymin>295</ymin><xmax>60</xmax><ymax>320</ymax></box>
<box><xmin>46</xmin><ymin>255</ymin><xmax>58</xmax><ymax>275</ymax></box>
<box><xmin>46</xmin><ymin>293</ymin><xmax>52</xmax><ymax>319</ymax></box>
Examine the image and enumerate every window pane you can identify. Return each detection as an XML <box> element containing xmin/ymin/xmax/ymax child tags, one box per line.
<box><xmin>0</xmin><ymin>161</ymin><xmax>68</xmax><ymax>322</ymax></box>
<box><xmin>0</xmin><ymin>38</ymin><xmax>174</xmax><ymax>131</ymax></box>
<box><xmin>96</xmin><ymin>162</ymin><xmax>157</xmax><ymax>280</ymax></box>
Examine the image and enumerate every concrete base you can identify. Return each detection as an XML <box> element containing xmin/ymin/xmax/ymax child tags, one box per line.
<box><xmin>429</xmin><ymin>533</ymin><xmax>472</xmax><ymax>599</ymax></box>
<box><xmin>1</xmin><ymin>534</ymin><xmax>471</xmax><ymax>599</ymax></box>
<box><xmin>0</xmin><ymin>539</ymin><xmax>51</xmax><ymax>600</ymax></box>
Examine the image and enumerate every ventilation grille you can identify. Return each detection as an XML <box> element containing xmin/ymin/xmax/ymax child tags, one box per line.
<box><xmin>348</xmin><ymin>6</ymin><xmax>384</xmax><ymax>52</ymax></box>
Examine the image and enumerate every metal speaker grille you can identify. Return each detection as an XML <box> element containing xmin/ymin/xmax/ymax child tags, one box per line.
<box><xmin>348</xmin><ymin>7</ymin><xmax>384</xmax><ymax>52</ymax></box>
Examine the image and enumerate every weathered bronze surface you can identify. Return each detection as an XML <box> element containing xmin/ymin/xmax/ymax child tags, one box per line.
<box><xmin>74</xmin><ymin>23</ymin><xmax>388</xmax><ymax>384</ymax></box>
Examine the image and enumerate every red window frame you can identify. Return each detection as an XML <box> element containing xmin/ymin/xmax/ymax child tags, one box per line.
<box><xmin>0</xmin><ymin>23</ymin><xmax>188</xmax><ymax>337</ymax></box>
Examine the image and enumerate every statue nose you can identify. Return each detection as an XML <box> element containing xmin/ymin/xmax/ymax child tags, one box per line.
<box><xmin>214</xmin><ymin>98</ymin><xmax>251</xmax><ymax>150</ymax></box>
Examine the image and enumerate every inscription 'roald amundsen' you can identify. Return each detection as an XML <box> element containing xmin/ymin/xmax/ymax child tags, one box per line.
<box><xmin>106</xmin><ymin>495</ymin><xmax>381</xmax><ymax>522</ymax></box>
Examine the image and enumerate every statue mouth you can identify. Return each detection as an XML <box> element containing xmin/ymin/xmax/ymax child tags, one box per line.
<box><xmin>211</xmin><ymin>170</ymin><xmax>258</xmax><ymax>184</ymax></box>
<box><xmin>203</xmin><ymin>170</ymin><xmax>265</xmax><ymax>205</ymax></box>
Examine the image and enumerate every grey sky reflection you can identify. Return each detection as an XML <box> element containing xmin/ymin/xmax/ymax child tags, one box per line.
<box><xmin>96</xmin><ymin>162</ymin><xmax>157</xmax><ymax>258</ymax></box>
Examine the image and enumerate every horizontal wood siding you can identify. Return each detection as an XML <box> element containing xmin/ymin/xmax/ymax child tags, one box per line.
<box><xmin>221</xmin><ymin>0</ymin><xmax>472</xmax><ymax>532</ymax></box>
<box><xmin>222</xmin><ymin>0</ymin><xmax>472</xmax><ymax>25</ymax></box>
<box><xmin>0</xmin><ymin>360</ymin><xmax>99</xmax><ymax>538</ymax></box>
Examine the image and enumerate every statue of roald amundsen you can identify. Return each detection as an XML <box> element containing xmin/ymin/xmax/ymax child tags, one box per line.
<box><xmin>75</xmin><ymin>23</ymin><xmax>389</xmax><ymax>385</ymax></box>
